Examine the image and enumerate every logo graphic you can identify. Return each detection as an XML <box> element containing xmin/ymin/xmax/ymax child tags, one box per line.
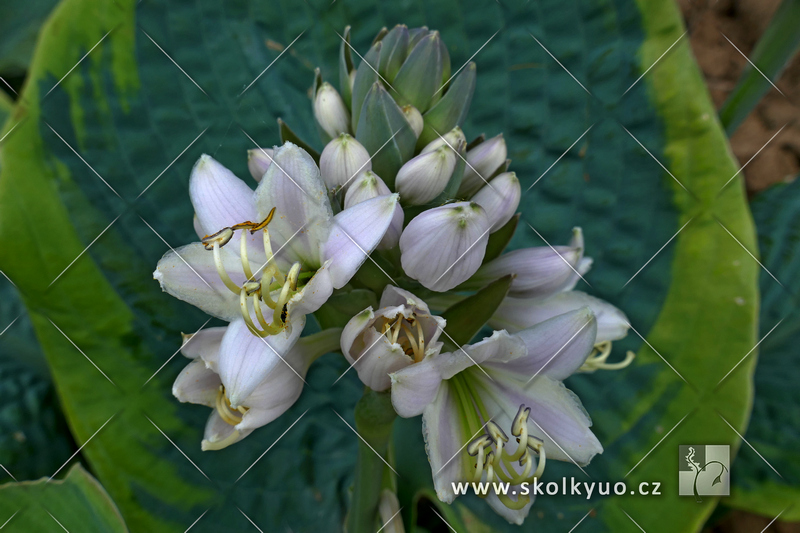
<box><xmin>678</xmin><ymin>445</ymin><xmax>730</xmax><ymax>501</ymax></box>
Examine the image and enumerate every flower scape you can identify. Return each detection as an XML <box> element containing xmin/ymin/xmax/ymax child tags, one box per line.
<box><xmin>153</xmin><ymin>24</ymin><xmax>633</xmax><ymax>526</ymax></box>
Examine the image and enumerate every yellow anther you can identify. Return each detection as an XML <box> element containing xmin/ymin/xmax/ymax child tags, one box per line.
<box><xmin>249</xmin><ymin>207</ymin><xmax>276</xmax><ymax>233</ymax></box>
<box><xmin>202</xmin><ymin>227</ymin><xmax>234</xmax><ymax>250</ymax></box>
<box><xmin>467</xmin><ymin>434</ymin><xmax>493</xmax><ymax>456</ymax></box>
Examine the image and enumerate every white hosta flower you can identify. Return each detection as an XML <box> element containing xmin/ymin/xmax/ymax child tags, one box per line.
<box><xmin>457</xmin><ymin>134</ymin><xmax>507</xmax><ymax>198</ymax></box>
<box><xmin>390</xmin><ymin>308</ymin><xmax>602</xmax><ymax>524</ymax></box>
<box><xmin>420</xmin><ymin>126</ymin><xmax>466</xmax><ymax>154</ymax></box>
<box><xmin>314</xmin><ymin>82</ymin><xmax>350</xmax><ymax>139</ymax></box>
<box><xmin>341</xmin><ymin>286</ymin><xmax>445</xmax><ymax>391</ymax></box>
<box><xmin>344</xmin><ymin>170</ymin><xmax>404</xmax><ymax>250</ymax></box>
<box><xmin>467</xmin><ymin>227</ymin><xmax>590</xmax><ymax>297</ymax></box>
<box><xmin>247</xmin><ymin>148</ymin><xmax>274</xmax><ymax>182</ymax></box>
<box><xmin>173</xmin><ymin>326</ymin><xmax>340</xmax><ymax>451</ymax></box>
<box><xmin>400</xmin><ymin>202</ymin><xmax>491</xmax><ymax>292</ymax></box>
<box><xmin>319</xmin><ymin>133</ymin><xmax>371</xmax><ymax>191</ymax></box>
<box><xmin>470</xmin><ymin>172</ymin><xmax>521</xmax><ymax>231</ymax></box>
<box><xmin>401</xmin><ymin>105</ymin><xmax>424</xmax><ymax>138</ymax></box>
<box><xmin>154</xmin><ymin>144</ymin><xmax>399</xmax><ymax>404</ymax></box>
<box><xmin>395</xmin><ymin>146</ymin><xmax>456</xmax><ymax>205</ymax></box>
<box><xmin>490</xmin><ymin>291</ymin><xmax>629</xmax><ymax>342</ymax></box>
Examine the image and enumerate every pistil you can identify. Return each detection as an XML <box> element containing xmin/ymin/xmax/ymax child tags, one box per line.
<box><xmin>580</xmin><ymin>341</ymin><xmax>635</xmax><ymax>372</ymax></box>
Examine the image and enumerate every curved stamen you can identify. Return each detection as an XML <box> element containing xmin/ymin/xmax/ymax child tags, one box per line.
<box><xmin>580</xmin><ymin>341</ymin><xmax>636</xmax><ymax>372</ymax></box>
<box><xmin>212</xmin><ymin>241</ymin><xmax>242</xmax><ymax>294</ymax></box>
<box><xmin>215</xmin><ymin>386</ymin><xmax>247</xmax><ymax>425</ymax></box>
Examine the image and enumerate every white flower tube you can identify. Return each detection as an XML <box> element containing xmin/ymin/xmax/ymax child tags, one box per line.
<box><xmin>314</xmin><ymin>82</ymin><xmax>350</xmax><ymax>139</ymax></box>
<box><xmin>319</xmin><ymin>133</ymin><xmax>371</xmax><ymax>191</ymax></box>
<box><xmin>400</xmin><ymin>202</ymin><xmax>491</xmax><ymax>292</ymax></box>
<box><xmin>395</xmin><ymin>147</ymin><xmax>456</xmax><ymax>205</ymax></box>
<box><xmin>470</xmin><ymin>172</ymin><xmax>521</xmax><ymax>231</ymax></box>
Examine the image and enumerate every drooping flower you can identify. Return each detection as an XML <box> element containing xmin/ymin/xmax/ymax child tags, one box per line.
<box><xmin>341</xmin><ymin>286</ymin><xmax>445</xmax><ymax>391</ymax></box>
<box><xmin>172</xmin><ymin>325</ymin><xmax>341</xmax><ymax>450</ymax></box>
<box><xmin>465</xmin><ymin>227</ymin><xmax>590</xmax><ymax>298</ymax></box>
<box><xmin>154</xmin><ymin>143</ymin><xmax>399</xmax><ymax>405</ymax></box>
<box><xmin>400</xmin><ymin>202</ymin><xmax>491</xmax><ymax>292</ymax></box>
<box><xmin>389</xmin><ymin>308</ymin><xmax>603</xmax><ymax>524</ymax></box>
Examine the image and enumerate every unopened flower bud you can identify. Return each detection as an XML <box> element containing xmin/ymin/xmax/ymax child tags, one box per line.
<box><xmin>395</xmin><ymin>146</ymin><xmax>457</xmax><ymax>205</ymax></box>
<box><xmin>457</xmin><ymin>134</ymin><xmax>507</xmax><ymax>198</ymax></box>
<box><xmin>400</xmin><ymin>202</ymin><xmax>491</xmax><ymax>292</ymax></box>
<box><xmin>247</xmin><ymin>148</ymin><xmax>273</xmax><ymax>182</ymax></box>
<box><xmin>420</xmin><ymin>126</ymin><xmax>466</xmax><ymax>154</ymax></box>
<box><xmin>401</xmin><ymin>105</ymin><xmax>424</xmax><ymax>138</ymax></box>
<box><xmin>470</xmin><ymin>172</ymin><xmax>521</xmax><ymax>231</ymax></box>
<box><xmin>314</xmin><ymin>82</ymin><xmax>350</xmax><ymax>139</ymax></box>
<box><xmin>319</xmin><ymin>133</ymin><xmax>371</xmax><ymax>191</ymax></box>
<box><xmin>345</xmin><ymin>171</ymin><xmax>404</xmax><ymax>249</ymax></box>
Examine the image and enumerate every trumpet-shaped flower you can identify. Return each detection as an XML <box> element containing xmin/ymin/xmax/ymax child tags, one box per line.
<box><xmin>400</xmin><ymin>202</ymin><xmax>491</xmax><ymax>292</ymax></box>
<box><xmin>173</xmin><ymin>325</ymin><xmax>341</xmax><ymax>450</ymax></box>
<box><xmin>389</xmin><ymin>308</ymin><xmax>602</xmax><ymax>524</ymax></box>
<box><xmin>341</xmin><ymin>286</ymin><xmax>445</xmax><ymax>391</ymax></box>
<box><xmin>154</xmin><ymin>143</ymin><xmax>399</xmax><ymax>405</ymax></box>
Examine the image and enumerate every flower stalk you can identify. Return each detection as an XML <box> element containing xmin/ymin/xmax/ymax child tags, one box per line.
<box><xmin>347</xmin><ymin>389</ymin><xmax>397</xmax><ymax>533</ymax></box>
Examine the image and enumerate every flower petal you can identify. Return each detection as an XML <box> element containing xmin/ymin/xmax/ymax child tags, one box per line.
<box><xmin>287</xmin><ymin>260</ymin><xmax>335</xmax><ymax>318</ymax></box>
<box><xmin>218</xmin><ymin>314</ymin><xmax>305</xmax><ymax>407</ymax></box>
<box><xmin>491</xmin><ymin>291</ymin><xmax>629</xmax><ymax>342</ymax></box>
<box><xmin>201</xmin><ymin>410</ymin><xmax>253</xmax><ymax>451</ymax></box>
<box><xmin>181</xmin><ymin>327</ymin><xmax>226</xmax><ymax>371</ymax></box>
<box><xmin>471</xmin><ymin>369</ymin><xmax>602</xmax><ymax>465</ymax></box>
<box><xmin>247</xmin><ymin>148</ymin><xmax>274</xmax><ymax>182</ymax></box>
<box><xmin>190</xmin><ymin>155</ymin><xmax>257</xmax><ymax>237</ymax></box>
<box><xmin>471</xmin><ymin>228</ymin><xmax>585</xmax><ymax>298</ymax></box>
<box><xmin>470</xmin><ymin>172</ymin><xmax>521</xmax><ymax>232</ymax></box>
<box><xmin>486</xmin><ymin>491</ymin><xmax>534</xmax><ymax>526</ymax></box>
<box><xmin>323</xmin><ymin>194</ymin><xmax>400</xmax><ymax>289</ymax></box>
<box><xmin>154</xmin><ymin>243</ymin><xmax>243</xmax><ymax>321</ymax></box>
<box><xmin>354</xmin><ymin>326</ymin><xmax>414</xmax><ymax>391</ymax></box>
<box><xmin>491</xmin><ymin>308</ymin><xmax>596</xmax><ymax>381</ymax></box>
<box><xmin>390</xmin><ymin>355</ymin><xmax>442</xmax><ymax>417</ymax></box>
<box><xmin>320</xmin><ymin>134</ymin><xmax>371</xmax><ymax>190</ymax></box>
<box><xmin>436</xmin><ymin>330</ymin><xmax>526</xmax><ymax>380</ymax></box>
<box><xmin>254</xmin><ymin>142</ymin><xmax>333</xmax><ymax>268</ymax></box>
<box><xmin>344</xmin><ymin>172</ymin><xmax>404</xmax><ymax>250</ymax></box>
<box><xmin>400</xmin><ymin>202</ymin><xmax>490</xmax><ymax>292</ymax></box>
<box><xmin>172</xmin><ymin>360</ymin><xmax>221</xmax><ymax>407</ymax></box>
<box><xmin>421</xmin><ymin>382</ymin><xmax>470</xmax><ymax>503</ymax></box>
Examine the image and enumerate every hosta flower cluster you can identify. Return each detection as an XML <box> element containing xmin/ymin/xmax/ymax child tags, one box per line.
<box><xmin>154</xmin><ymin>24</ymin><xmax>631</xmax><ymax>525</ymax></box>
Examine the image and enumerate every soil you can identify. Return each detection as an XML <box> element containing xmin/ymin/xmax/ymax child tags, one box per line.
<box><xmin>679</xmin><ymin>0</ymin><xmax>800</xmax><ymax>194</ymax></box>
